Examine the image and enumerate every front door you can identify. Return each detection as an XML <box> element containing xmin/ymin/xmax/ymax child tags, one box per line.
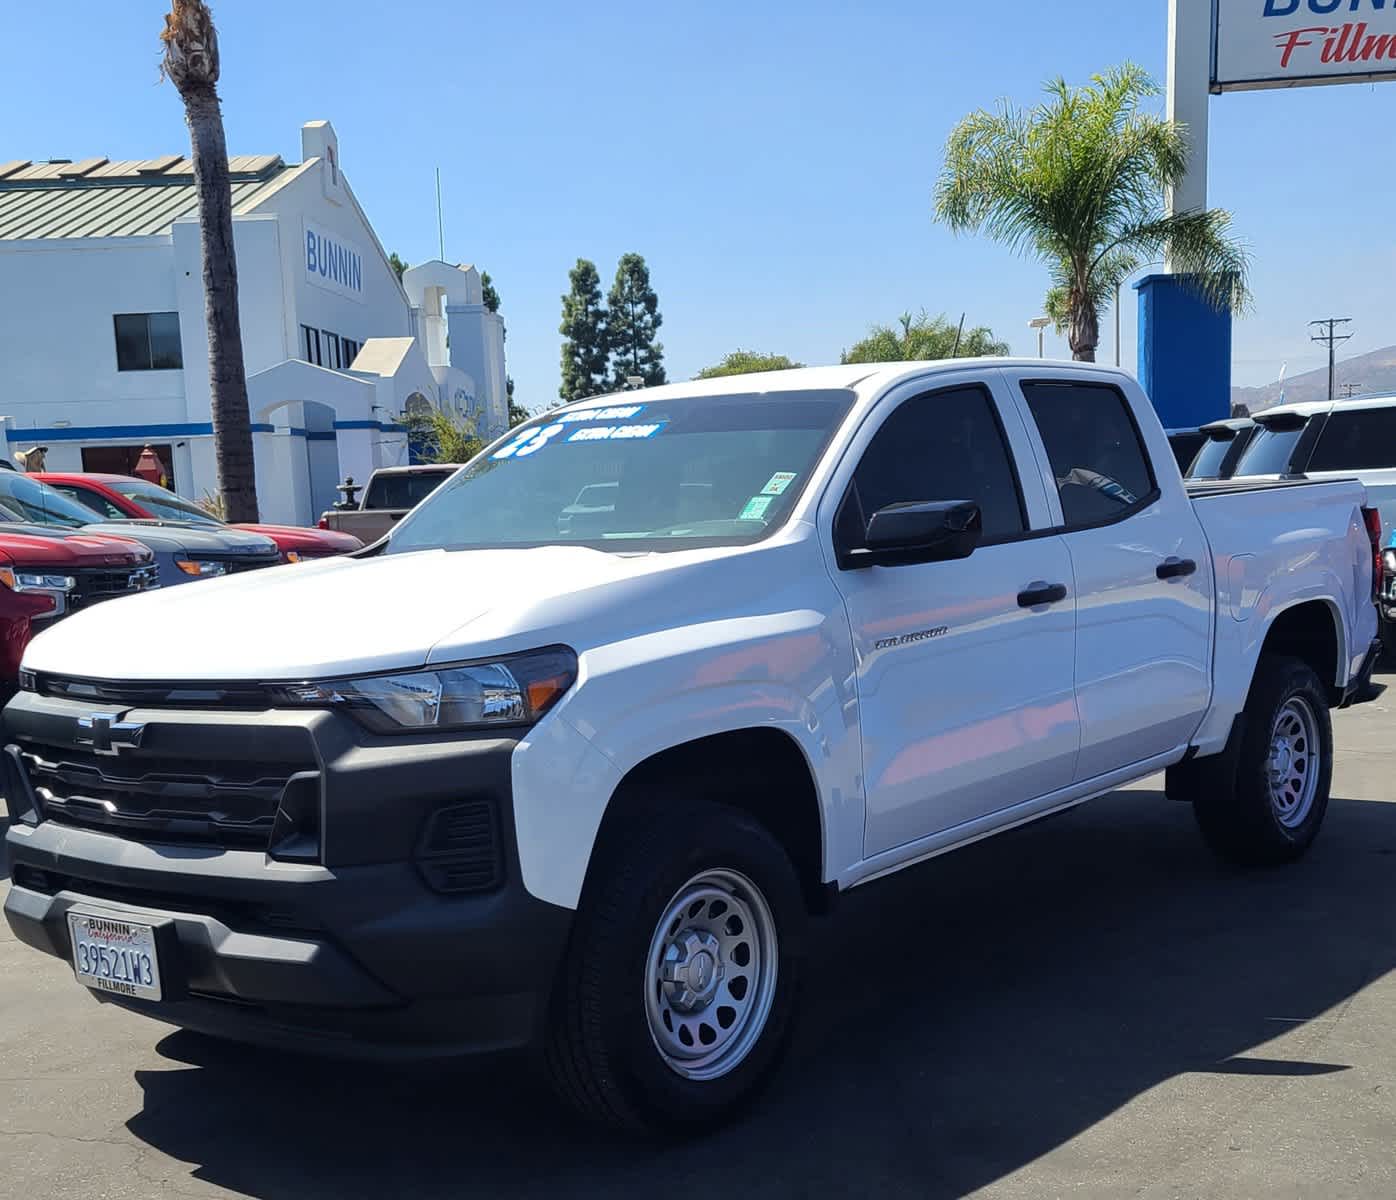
<box><xmin>828</xmin><ymin>380</ymin><xmax>1081</xmax><ymax>858</ymax></box>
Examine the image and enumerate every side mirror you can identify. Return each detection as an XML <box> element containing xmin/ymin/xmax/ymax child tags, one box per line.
<box><xmin>844</xmin><ymin>500</ymin><xmax>982</xmax><ymax>569</ymax></box>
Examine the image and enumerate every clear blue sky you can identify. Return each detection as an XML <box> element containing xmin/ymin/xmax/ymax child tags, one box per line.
<box><xmin>4</xmin><ymin>1</ymin><xmax>1394</xmax><ymax>409</ymax></box>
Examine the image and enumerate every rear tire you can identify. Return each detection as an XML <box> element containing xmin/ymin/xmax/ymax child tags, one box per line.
<box><xmin>1186</xmin><ymin>655</ymin><xmax>1332</xmax><ymax>866</ymax></box>
<box><xmin>544</xmin><ymin>799</ymin><xmax>806</xmax><ymax>1134</ymax></box>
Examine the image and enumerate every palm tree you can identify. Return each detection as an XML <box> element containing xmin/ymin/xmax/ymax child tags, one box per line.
<box><xmin>934</xmin><ymin>63</ymin><xmax>1248</xmax><ymax>362</ymax></box>
<box><xmin>160</xmin><ymin>0</ymin><xmax>258</xmax><ymax>520</ymax></box>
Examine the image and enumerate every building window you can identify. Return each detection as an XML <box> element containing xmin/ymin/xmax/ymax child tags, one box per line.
<box><xmin>323</xmin><ymin>330</ymin><xmax>341</xmax><ymax>370</ymax></box>
<box><xmin>342</xmin><ymin>338</ymin><xmax>360</xmax><ymax>367</ymax></box>
<box><xmin>301</xmin><ymin>324</ymin><xmax>322</xmax><ymax>366</ymax></box>
<box><xmin>114</xmin><ymin>313</ymin><xmax>183</xmax><ymax>371</ymax></box>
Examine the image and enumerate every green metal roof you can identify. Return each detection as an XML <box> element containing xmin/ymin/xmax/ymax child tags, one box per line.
<box><xmin>0</xmin><ymin>155</ymin><xmax>293</xmax><ymax>239</ymax></box>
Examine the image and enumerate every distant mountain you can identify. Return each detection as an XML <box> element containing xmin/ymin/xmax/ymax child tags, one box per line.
<box><xmin>1232</xmin><ymin>345</ymin><xmax>1396</xmax><ymax>412</ymax></box>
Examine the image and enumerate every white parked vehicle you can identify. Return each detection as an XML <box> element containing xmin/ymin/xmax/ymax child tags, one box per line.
<box><xmin>3</xmin><ymin>361</ymin><xmax>1383</xmax><ymax>1133</ymax></box>
<box><xmin>1232</xmin><ymin>394</ymin><xmax>1396</xmax><ymax>538</ymax></box>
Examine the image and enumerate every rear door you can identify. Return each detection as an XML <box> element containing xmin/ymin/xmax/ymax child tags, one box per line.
<box><xmin>1005</xmin><ymin>372</ymin><xmax>1214</xmax><ymax>780</ymax></box>
<box><xmin>823</xmin><ymin>374</ymin><xmax>1080</xmax><ymax>857</ymax></box>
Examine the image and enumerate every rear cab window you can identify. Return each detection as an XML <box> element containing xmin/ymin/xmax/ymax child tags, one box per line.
<box><xmin>1020</xmin><ymin>381</ymin><xmax>1157</xmax><ymax>527</ymax></box>
<box><xmin>1234</xmin><ymin>415</ymin><xmax>1310</xmax><ymax>476</ymax></box>
<box><xmin>1306</xmin><ymin>406</ymin><xmax>1396</xmax><ymax>472</ymax></box>
<box><xmin>1187</xmin><ymin>435</ymin><xmax>1234</xmax><ymax>479</ymax></box>
<box><xmin>363</xmin><ymin>471</ymin><xmax>455</xmax><ymax>510</ymax></box>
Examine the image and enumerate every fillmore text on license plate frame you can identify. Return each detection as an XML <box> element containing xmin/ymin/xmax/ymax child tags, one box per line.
<box><xmin>67</xmin><ymin>912</ymin><xmax>163</xmax><ymax>1001</ymax></box>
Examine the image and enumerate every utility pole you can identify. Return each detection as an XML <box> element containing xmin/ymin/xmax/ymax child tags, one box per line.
<box><xmin>1340</xmin><ymin>382</ymin><xmax>1363</xmax><ymax>400</ymax></box>
<box><xmin>1309</xmin><ymin>318</ymin><xmax>1353</xmax><ymax>405</ymax></box>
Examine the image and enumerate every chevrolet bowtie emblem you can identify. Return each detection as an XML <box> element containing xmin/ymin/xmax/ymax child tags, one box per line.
<box><xmin>76</xmin><ymin>713</ymin><xmax>147</xmax><ymax>756</ymax></box>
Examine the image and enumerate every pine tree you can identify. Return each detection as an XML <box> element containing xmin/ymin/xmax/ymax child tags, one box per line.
<box><xmin>480</xmin><ymin>271</ymin><xmax>500</xmax><ymax>313</ymax></box>
<box><xmin>606</xmin><ymin>253</ymin><xmax>665</xmax><ymax>388</ymax></box>
<box><xmin>559</xmin><ymin>259</ymin><xmax>609</xmax><ymax>402</ymax></box>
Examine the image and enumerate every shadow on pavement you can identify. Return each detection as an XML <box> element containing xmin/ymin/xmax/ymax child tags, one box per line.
<box><xmin>120</xmin><ymin>784</ymin><xmax>1396</xmax><ymax>1199</ymax></box>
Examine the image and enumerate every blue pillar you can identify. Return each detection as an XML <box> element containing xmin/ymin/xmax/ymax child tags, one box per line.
<box><xmin>1135</xmin><ymin>273</ymin><xmax>1231</xmax><ymax>430</ymax></box>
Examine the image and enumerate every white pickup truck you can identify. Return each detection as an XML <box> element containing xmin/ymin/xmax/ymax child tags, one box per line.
<box><xmin>3</xmin><ymin>361</ymin><xmax>1382</xmax><ymax>1133</ymax></box>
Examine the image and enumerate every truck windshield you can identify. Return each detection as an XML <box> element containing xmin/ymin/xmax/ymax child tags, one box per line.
<box><xmin>388</xmin><ymin>389</ymin><xmax>854</xmax><ymax>553</ymax></box>
<box><xmin>1235</xmin><ymin>419</ymin><xmax>1308</xmax><ymax>476</ymax></box>
<box><xmin>0</xmin><ymin>473</ymin><xmax>97</xmax><ymax>528</ymax></box>
<box><xmin>112</xmin><ymin>480</ymin><xmax>221</xmax><ymax>525</ymax></box>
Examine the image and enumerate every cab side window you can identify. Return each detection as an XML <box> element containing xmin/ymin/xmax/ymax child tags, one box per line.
<box><xmin>838</xmin><ymin>385</ymin><xmax>1026</xmax><ymax>553</ymax></box>
<box><xmin>1021</xmin><ymin>381</ymin><xmax>1157</xmax><ymax>528</ymax></box>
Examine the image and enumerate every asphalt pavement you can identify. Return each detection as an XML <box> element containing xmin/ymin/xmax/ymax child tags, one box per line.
<box><xmin>3</xmin><ymin>674</ymin><xmax>1395</xmax><ymax>1199</ymax></box>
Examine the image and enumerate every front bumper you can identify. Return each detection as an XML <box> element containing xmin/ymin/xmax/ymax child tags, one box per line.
<box><xmin>2</xmin><ymin>692</ymin><xmax>572</xmax><ymax>1059</ymax></box>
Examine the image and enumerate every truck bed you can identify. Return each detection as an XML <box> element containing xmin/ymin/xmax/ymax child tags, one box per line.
<box><xmin>1184</xmin><ymin>471</ymin><xmax>1373</xmax><ymax>756</ymax></box>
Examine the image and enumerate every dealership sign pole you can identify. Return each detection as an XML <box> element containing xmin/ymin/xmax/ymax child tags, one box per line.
<box><xmin>1139</xmin><ymin>0</ymin><xmax>1396</xmax><ymax>431</ymax></box>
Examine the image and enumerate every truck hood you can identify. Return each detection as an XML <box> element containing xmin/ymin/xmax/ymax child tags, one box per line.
<box><xmin>0</xmin><ymin>526</ymin><xmax>154</xmax><ymax>568</ymax></box>
<box><xmin>81</xmin><ymin>520</ymin><xmax>279</xmax><ymax>559</ymax></box>
<box><xmin>22</xmin><ymin>545</ymin><xmax>647</xmax><ymax>681</ymax></box>
<box><xmin>230</xmin><ymin>523</ymin><xmax>362</xmax><ymax>554</ymax></box>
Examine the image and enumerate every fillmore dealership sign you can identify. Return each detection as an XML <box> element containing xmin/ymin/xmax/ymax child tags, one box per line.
<box><xmin>1212</xmin><ymin>0</ymin><xmax>1396</xmax><ymax>91</ymax></box>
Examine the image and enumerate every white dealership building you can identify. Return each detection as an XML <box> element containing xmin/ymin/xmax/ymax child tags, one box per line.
<box><xmin>0</xmin><ymin>119</ymin><xmax>508</xmax><ymax>524</ymax></box>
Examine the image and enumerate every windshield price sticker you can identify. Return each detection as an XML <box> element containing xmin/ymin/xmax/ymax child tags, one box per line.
<box><xmin>556</xmin><ymin>405</ymin><xmax>644</xmax><ymax>424</ymax></box>
<box><xmin>567</xmin><ymin>423</ymin><xmax>665</xmax><ymax>443</ymax></box>
<box><xmin>761</xmin><ymin>472</ymin><xmax>797</xmax><ymax>496</ymax></box>
<box><xmin>493</xmin><ymin>423</ymin><xmax>566</xmax><ymax>459</ymax></box>
<box><xmin>739</xmin><ymin>495</ymin><xmax>774</xmax><ymax>521</ymax></box>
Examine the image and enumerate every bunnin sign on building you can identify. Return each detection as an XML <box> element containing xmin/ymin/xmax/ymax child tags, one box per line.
<box><xmin>303</xmin><ymin>219</ymin><xmax>365</xmax><ymax>302</ymax></box>
<box><xmin>1212</xmin><ymin>0</ymin><xmax>1396</xmax><ymax>92</ymax></box>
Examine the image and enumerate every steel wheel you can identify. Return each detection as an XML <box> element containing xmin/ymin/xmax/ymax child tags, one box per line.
<box><xmin>1267</xmin><ymin>695</ymin><xmax>1320</xmax><ymax>829</ymax></box>
<box><xmin>643</xmin><ymin>868</ymin><xmax>779</xmax><ymax>1082</ymax></box>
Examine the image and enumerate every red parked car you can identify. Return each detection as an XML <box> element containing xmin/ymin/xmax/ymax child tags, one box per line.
<box><xmin>0</xmin><ymin>527</ymin><xmax>157</xmax><ymax>695</ymax></box>
<box><xmin>36</xmin><ymin>474</ymin><xmax>362</xmax><ymax>562</ymax></box>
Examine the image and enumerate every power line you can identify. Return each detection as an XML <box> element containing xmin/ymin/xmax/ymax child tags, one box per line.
<box><xmin>1310</xmin><ymin>318</ymin><xmax>1353</xmax><ymax>405</ymax></box>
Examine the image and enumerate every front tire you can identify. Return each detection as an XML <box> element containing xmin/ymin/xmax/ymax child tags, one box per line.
<box><xmin>545</xmin><ymin>801</ymin><xmax>806</xmax><ymax>1134</ymax></box>
<box><xmin>1190</xmin><ymin>655</ymin><xmax>1333</xmax><ymax>866</ymax></box>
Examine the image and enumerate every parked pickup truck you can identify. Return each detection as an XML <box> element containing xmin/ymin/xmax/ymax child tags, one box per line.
<box><xmin>317</xmin><ymin>464</ymin><xmax>459</xmax><ymax>544</ymax></box>
<box><xmin>2</xmin><ymin>361</ymin><xmax>1382</xmax><ymax>1134</ymax></box>
<box><xmin>0</xmin><ymin>527</ymin><xmax>156</xmax><ymax>699</ymax></box>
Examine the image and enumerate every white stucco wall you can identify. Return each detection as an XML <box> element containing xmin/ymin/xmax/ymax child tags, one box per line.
<box><xmin>0</xmin><ymin>236</ymin><xmax>186</xmax><ymax>435</ymax></box>
<box><xmin>0</xmin><ymin>118</ymin><xmax>506</xmax><ymax>523</ymax></box>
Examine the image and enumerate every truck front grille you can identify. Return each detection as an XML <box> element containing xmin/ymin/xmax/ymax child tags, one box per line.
<box><xmin>69</xmin><ymin>564</ymin><xmax>160</xmax><ymax>609</ymax></box>
<box><xmin>221</xmin><ymin>557</ymin><xmax>279</xmax><ymax>575</ymax></box>
<box><xmin>14</xmin><ymin>743</ymin><xmax>315</xmax><ymax>852</ymax></box>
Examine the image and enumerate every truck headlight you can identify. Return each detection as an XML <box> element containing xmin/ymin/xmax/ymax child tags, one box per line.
<box><xmin>0</xmin><ymin>569</ymin><xmax>75</xmax><ymax>592</ymax></box>
<box><xmin>271</xmin><ymin>646</ymin><xmax>578</xmax><ymax>734</ymax></box>
<box><xmin>1383</xmin><ymin>549</ymin><xmax>1396</xmax><ymax>575</ymax></box>
<box><xmin>174</xmin><ymin>558</ymin><xmax>228</xmax><ymax>577</ymax></box>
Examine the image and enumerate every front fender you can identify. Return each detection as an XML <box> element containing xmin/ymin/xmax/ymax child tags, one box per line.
<box><xmin>511</xmin><ymin>609</ymin><xmax>860</xmax><ymax>910</ymax></box>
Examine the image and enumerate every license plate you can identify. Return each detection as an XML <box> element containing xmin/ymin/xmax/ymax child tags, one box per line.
<box><xmin>67</xmin><ymin>912</ymin><xmax>162</xmax><ymax>1001</ymax></box>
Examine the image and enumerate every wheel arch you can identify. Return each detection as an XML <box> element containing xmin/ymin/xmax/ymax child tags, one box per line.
<box><xmin>583</xmin><ymin>727</ymin><xmax>832</xmax><ymax>915</ymax></box>
<box><xmin>1256</xmin><ymin>597</ymin><xmax>1346</xmax><ymax>705</ymax></box>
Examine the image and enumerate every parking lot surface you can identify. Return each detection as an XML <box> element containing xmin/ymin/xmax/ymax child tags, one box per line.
<box><xmin>3</xmin><ymin>673</ymin><xmax>1395</xmax><ymax>1199</ymax></box>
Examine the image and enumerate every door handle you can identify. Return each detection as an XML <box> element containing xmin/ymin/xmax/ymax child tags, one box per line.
<box><xmin>1156</xmin><ymin>557</ymin><xmax>1197</xmax><ymax>580</ymax></box>
<box><xmin>1017</xmin><ymin>582</ymin><xmax>1068</xmax><ymax>608</ymax></box>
